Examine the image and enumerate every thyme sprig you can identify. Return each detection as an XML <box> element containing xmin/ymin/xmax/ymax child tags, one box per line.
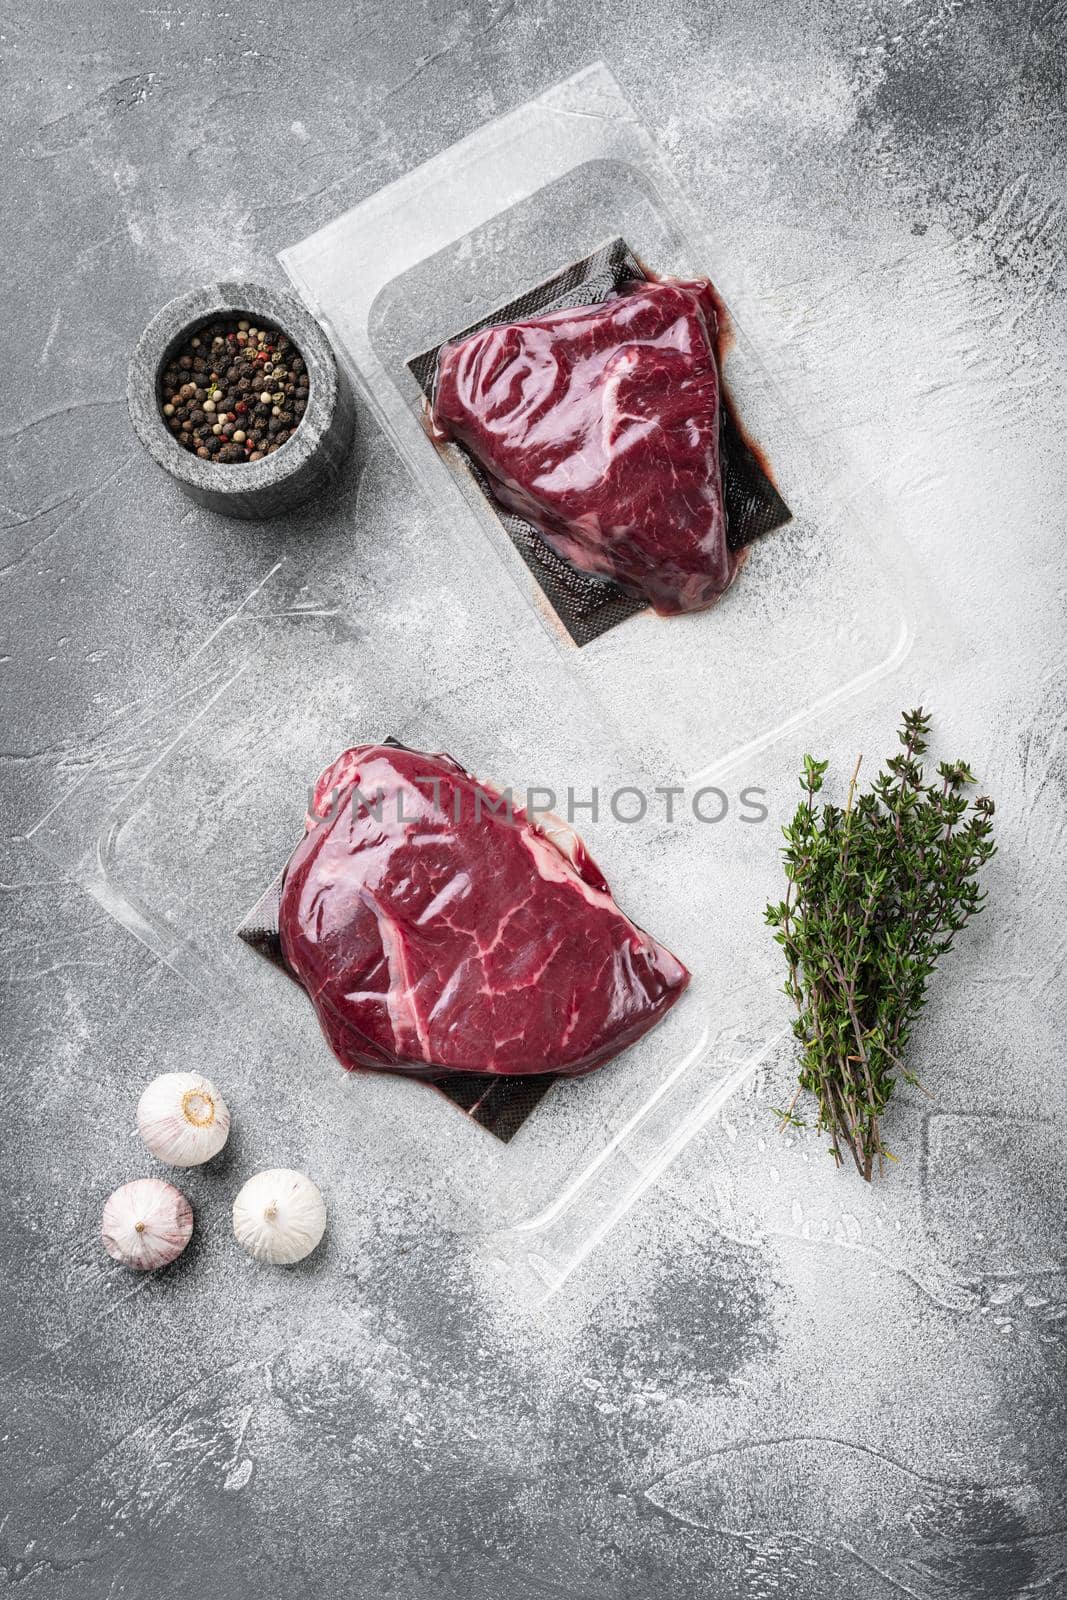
<box><xmin>766</xmin><ymin>709</ymin><xmax>996</xmax><ymax>1180</ymax></box>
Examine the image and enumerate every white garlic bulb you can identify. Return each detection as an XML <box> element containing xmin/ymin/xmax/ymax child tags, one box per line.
<box><xmin>101</xmin><ymin>1178</ymin><xmax>193</xmax><ymax>1271</ymax></box>
<box><xmin>232</xmin><ymin>1168</ymin><xmax>326</xmax><ymax>1265</ymax></box>
<box><xmin>137</xmin><ymin>1071</ymin><xmax>230</xmax><ymax>1166</ymax></box>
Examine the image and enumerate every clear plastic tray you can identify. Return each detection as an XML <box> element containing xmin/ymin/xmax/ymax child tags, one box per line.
<box><xmin>279</xmin><ymin>60</ymin><xmax>925</xmax><ymax>787</ymax></box>
<box><xmin>31</xmin><ymin>64</ymin><xmax>935</xmax><ymax>1304</ymax></box>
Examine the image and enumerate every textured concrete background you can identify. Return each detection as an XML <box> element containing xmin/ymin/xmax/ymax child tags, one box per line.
<box><xmin>2</xmin><ymin>3</ymin><xmax>1065</xmax><ymax>1597</ymax></box>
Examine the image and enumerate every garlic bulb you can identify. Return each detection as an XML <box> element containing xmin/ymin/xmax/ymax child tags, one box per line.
<box><xmin>101</xmin><ymin>1178</ymin><xmax>193</xmax><ymax>1271</ymax></box>
<box><xmin>137</xmin><ymin>1071</ymin><xmax>230</xmax><ymax>1166</ymax></box>
<box><xmin>232</xmin><ymin>1168</ymin><xmax>326</xmax><ymax>1265</ymax></box>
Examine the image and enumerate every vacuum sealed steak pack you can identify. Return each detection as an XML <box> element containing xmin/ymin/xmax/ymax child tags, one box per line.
<box><xmin>238</xmin><ymin>740</ymin><xmax>689</xmax><ymax>1139</ymax></box>
<box><xmin>31</xmin><ymin>65</ymin><xmax>936</xmax><ymax>1304</ymax></box>
<box><xmin>412</xmin><ymin>243</ymin><xmax>791</xmax><ymax>641</ymax></box>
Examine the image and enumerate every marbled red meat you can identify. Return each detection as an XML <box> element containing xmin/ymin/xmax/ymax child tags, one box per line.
<box><xmin>278</xmin><ymin>744</ymin><xmax>689</xmax><ymax>1079</ymax></box>
<box><xmin>429</xmin><ymin>277</ymin><xmax>737</xmax><ymax>616</ymax></box>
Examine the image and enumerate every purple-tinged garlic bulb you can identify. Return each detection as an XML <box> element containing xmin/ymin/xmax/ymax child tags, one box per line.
<box><xmin>101</xmin><ymin>1178</ymin><xmax>193</xmax><ymax>1271</ymax></box>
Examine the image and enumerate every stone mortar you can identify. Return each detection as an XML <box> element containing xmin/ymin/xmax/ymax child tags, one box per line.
<box><xmin>127</xmin><ymin>282</ymin><xmax>355</xmax><ymax>519</ymax></box>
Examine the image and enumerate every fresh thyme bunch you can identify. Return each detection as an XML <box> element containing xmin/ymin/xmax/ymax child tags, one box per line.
<box><xmin>766</xmin><ymin>709</ymin><xmax>995</xmax><ymax>1180</ymax></box>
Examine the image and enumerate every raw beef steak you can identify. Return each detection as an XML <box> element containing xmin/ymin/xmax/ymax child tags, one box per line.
<box><xmin>278</xmin><ymin>744</ymin><xmax>689</xmax><ymax>1079</ymax></box>
<box><xmin>429</xmin><ymin>278</ymin><xmax>737</xmax><ymax>616</ymax></box>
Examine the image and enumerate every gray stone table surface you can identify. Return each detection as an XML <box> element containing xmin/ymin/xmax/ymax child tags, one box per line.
<box><xmin>1</xmin><ymin>4</ymin><xmax>1064</xmax><ymax>1598</ymax></box>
